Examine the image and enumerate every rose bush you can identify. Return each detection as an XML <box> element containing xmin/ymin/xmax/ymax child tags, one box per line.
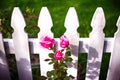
<box><xmin>40</xmin><ymin>35</ymin><xmax>74</xmax><ymax>80</ymax></box>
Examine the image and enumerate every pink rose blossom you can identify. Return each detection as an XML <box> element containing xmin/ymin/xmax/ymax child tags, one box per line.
<box><xmin>40</xmin><ymin>36</ymin><xmax>55</xmax><ymax>49</ymax></box>
<box><xmin>54</xmin><ymin>50</ymin><xmax>65</xmax><ymax>60</ymax></box>
<box><xmin>60</xmin><ymin>35</ymin><xmax>69</xmax><ymax>48</ymax></box>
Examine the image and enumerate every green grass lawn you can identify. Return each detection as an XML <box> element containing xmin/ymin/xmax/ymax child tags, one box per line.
<box><xmin>0</xmin><ymin>0</ymin><xmax>120</xmax><ymax>80</ymax></box>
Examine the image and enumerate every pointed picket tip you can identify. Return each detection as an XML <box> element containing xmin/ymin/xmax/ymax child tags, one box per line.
<box><xmin>64</xmin><ymin>7</ymin><xmax>79</xmax><ymax>28</ymax></box>
<box><xmin>91</xmin><ymin>7</ymin><xmax>105</xmax><ymax>29</ymax></box>
<box><xmin>116</xmin><ymin>16</ymin><xmax>120</xmax><ymax>27</ymax></box>
<box><xmin>38</xmin><ymin>7</ymin><xmax>53</xmax><ymax>28</ymax></box>
<box><xmin>11</xmin><ymin>7</ymin><xmax>26</xmax><ymax>29</ymax></box>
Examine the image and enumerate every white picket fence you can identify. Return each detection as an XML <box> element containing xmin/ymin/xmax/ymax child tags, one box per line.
<box><xmin>0</xmin><ymin>6</ymin><xmax>120</xmax><ymax>80</ymax></box>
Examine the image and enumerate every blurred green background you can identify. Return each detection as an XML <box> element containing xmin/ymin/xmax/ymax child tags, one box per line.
<box><xmin>0</xmin><ymin>0</ymin><xmax>120</xmax><ymax>80</ymax></box>
<box><xmin>0</xmin><ymin>0</ymin><xmax>120</xmax><ymax>38</ymax></box>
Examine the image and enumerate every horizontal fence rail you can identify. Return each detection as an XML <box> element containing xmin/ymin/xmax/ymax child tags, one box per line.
<box><xmin>3</xmin><ymin>38</ymin><xmax>113</xmax><ymax>54</ymax></box>
<box><xmin>0</xmin><ymin>6</ymin><xmax>120</xmax><ymax>80</ymax></box>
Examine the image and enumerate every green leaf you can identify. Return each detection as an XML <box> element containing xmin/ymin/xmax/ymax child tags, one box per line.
<box><xmin>60</xmin><ymin>63</ymin><xmax>67</xmax><ymax>69</ymax></box>
<box><xmin>65</xmin><ymin>57</ymin><xmax>73</xmax><ymax>62</ymax></box>
<box><xmin>51</xmin><ymin>70</ymin><xmax>57</xmax><ymax>74</ymax></box>
<box><xmin>48</xmin><ymin>78</ymin><xmax>52</xmax><ymax>80</ymax></box>
<box><xmin>49</xmin><ymin>61</ymin><xmax>54</xmax><ymax>65</ymax></box>
<box><xmin>51</xmin><ymin>58</ymin><xmax>56</xmax><ymax>63</ymax></box>
<box><xmin>66</xmin><ymin>51</ymin><xmax>71</xmax><ymax>56</ymax></box>
<box><xmin>64</xmin><ymin>76</ymin><xmax>70</xmax><ymax>80</ymax></box>
<box><xmin>50</xmin><ymin>70</ymin><xmax>58</xmax><ymax>79</ymax></box>
<box><xmin>48</xmin><ymin>53</ymin><xmax>54</xmax><ymax>58</ymax></box>
<box><xmin>44</xmin><ymin>59</ymin><xmax>50</xmax><ymax>61</ymax></box>
<box><xmin>60</xmin><ymin>65</ymin><xmax>65</xmax><ymax>70</ymax></box>
<box><xmin>47</xmin><ymin>71</ymin><xmax>52</xmax><ymax>77</ymax></box>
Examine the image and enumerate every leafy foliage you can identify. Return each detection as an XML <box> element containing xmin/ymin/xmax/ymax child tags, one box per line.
<box><xmin>45</xmin><ymin>46</ymin><xmax>74</xmax><ymax>80</ymax></box>
<box><xmin>0</xmin><ymin>0</ymin><xmax>120</xmax><ymax>38</ymax></box>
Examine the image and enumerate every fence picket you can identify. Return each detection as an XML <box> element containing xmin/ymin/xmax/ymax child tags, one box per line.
<box><xmin>38</xmin><ymin>7</ymin><xmax>53</xmax><ymax>37</ymax></box>
<box><xmin>106</xmin><ymin>16</ymin><xmax>120</xmax><ymax>80</ymax></box>
<box><xmin>0</xmin><ymin>33</ymin><xmax>10</xmax><ymax>80</ymax></box>
<box><xmin>85</xmin><ymin>7</ymin><xmax>105</xmax><ymax>80</ymax></box>
<box><xmin>37</xmin><ymin>7</ymin><xmax>53</xmax><ymax>76</ymax></box>
<box><xmin>11</xmin><ymin>7</ymin><xmax>32</xmax><ymax>80</ymax></box>
<box><xmin>64</xmin><ymin>7</ymin><xmax>79</xmax><ymax>80</ymax></box>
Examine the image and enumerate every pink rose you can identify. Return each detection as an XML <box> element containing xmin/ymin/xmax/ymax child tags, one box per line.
<box><xmin>60</xmin><ymin>35</ymin><xmax>69</xmax><ymax>48</ymax></box>
<box><xmin>40</xmin><ymin>36</ymin><xmax>55</xmax><ymax>49</ymax></box>
<box><xmin>54</xmin><ymin>50</ymin><xmax>65</xmax><ymax>60</ymax></box>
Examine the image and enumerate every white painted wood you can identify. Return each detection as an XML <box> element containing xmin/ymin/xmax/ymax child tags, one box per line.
<box><xmin>3</xmin><ymin>38</ymin><xmax>113</xmax><ymax>54</ymax></box>
<box><xmin>11</xmin><ymin>7</ymin><xmax>32</xmax><ymax>80</ymax></box>
<box><xmin>4</xmin><ymin>39</ymin><xmax>15</xmax><ymax>54</ymax></box>
<box><xmin>107</xmin><ymin>16</ymin><xmax>120</xmax><ymax>80</ymax></box>
<box><xmin>85</xmin><ymin>7</ymin><xmax>105</xmax><ymax>80</ymax></box>
<box><xmin>0</xmin><ymin>33</ymin><xmax>10</xmax><ymax>80</ymax></box>
<box><xmin>64</xmin><ymin>7</ymin><xmax>79</xmax><ymax>80</ymax></box>
<box><xmin>37</xmin><ymin>7</ymin><xmax>53</xmax><ymax>76</ymax></box>
<box><xmin>38</xmin><ymin>7</ymin><xmax>53</xmax><ymax>37</ymax></box>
